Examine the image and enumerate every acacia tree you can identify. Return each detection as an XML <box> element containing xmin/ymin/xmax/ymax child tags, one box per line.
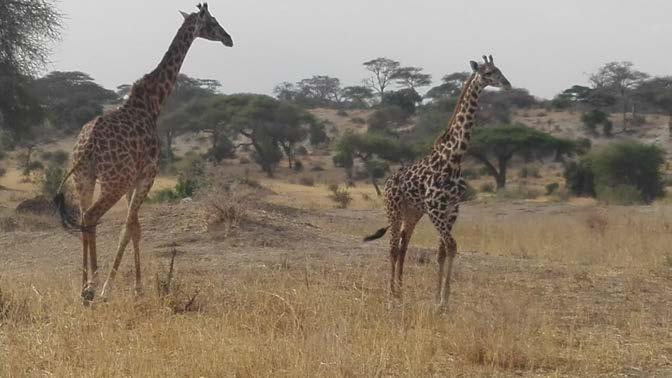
<box><xmin>333</xmin><ymin>131</ymin><xmax>414</xmax><ymax>194</ymax></box>
<box><xmin>30</xmin><ymin>71</ymin><xmax>117</xmax><ymax>132</ymax></box>
<box><xmin>637</xmin><ymin>77</ymin><xmax>672</xmax><ymax>129</ymax></box>
<box><xmin>590</xmin><ymin>61</ymin><xmax>648</xmax><ymax>131</ymax></box>
<box><xmin>0</xmin><ymin>0</ymin><xmax>62</xmax><ymax>143</ymax></box>
<box><xmin>425</xmin><ymin>72</ymin><xmax>469</xmax><ymax>101</ymax></box>
<box><xmin>297</xmin><ymin>75</ymin><xmax>342</xmax><ymax>106</ymax></box>
<box><xmin>468</xmin><ymin>124</ymin><xmax>575</xmax><ymax>189</ymax></box>
<box><xmin>223</xmin><ymin>95</ymin><xmax>315</xmax><ymax>176</ymax></box>
<box><xmin>363</xmin><ymin>57</ymin><xmax>400</xmax><ymax>103</ymax></box>
<box><xmin>157</xmin><ymin>74</ymin><xmax>221</xmax><ymax>159</ymax></box>
<box><xmin>392</xmin><ymin>66</ymin><xmax>431</xmax><ymax>92</ymax></box>
<box><xmin>341</xmin><ymin>85</ymin><xmax>374</xmax><ymax>108</ymax></box>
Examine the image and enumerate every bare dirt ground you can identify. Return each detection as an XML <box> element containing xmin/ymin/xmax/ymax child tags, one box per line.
<box><xmin>1</xmin><ymin>180</ymin><xmax>671</xmax><ymax>376</ymax></box>
<box><xmin>1</xmin><ymin>109</ymin><xmax>672</xmax><ymax>376</ymax></box>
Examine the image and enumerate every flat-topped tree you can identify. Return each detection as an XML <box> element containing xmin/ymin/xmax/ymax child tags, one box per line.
<box><xmin>54</xmin><ymin>3</ymin><xmax>233</xmax><ymax>303</ymax></box>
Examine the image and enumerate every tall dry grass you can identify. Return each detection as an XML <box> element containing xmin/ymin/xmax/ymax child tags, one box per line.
<box><xmin>1</xmin><ymin>250</ymin><xmax>670</xmax><ymax>377</ymax></box>
<box><xmin>1</xmin><ymin>202</ymin><xmax>671</xmax><ymax>376</ymax></box>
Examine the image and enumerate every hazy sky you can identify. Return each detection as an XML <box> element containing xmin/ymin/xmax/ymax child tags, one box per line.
<box><xmin>51</xmin><ymin>0</ymin><xmax>672</xmax><ymax>99</ymax></box>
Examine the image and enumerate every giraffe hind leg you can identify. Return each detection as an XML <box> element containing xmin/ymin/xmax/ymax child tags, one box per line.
<box><xmin>73</xmin><ymin>171</ymin><xmax>95</xmax><ymax>301</ymax></box>
<box><xmin>101</xmin><ymin>177</ymin><xmax>154</xmax><ymax>299</ymax></box>
<box><xmin>395</xmin><ymin>210</ymin><xmax>423</xmax><ymax>297</ymax></box>
<box><xmin>80</xmin><ymin>185</ymin><xmax>127</xmax><ymax>301</ymax></box>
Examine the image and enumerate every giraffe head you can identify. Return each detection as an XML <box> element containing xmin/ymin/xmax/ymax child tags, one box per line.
<box><xmin>469</xmin><ymin>55</ymin><xmax>511</xmax><ymax>90</ymax></box>
<box><xmin>181</xmin><ymin>3</ymin><xmax>233</xmax><ymax>47</ymax></box>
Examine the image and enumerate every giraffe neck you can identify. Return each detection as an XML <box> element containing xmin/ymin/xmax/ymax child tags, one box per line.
<box><xmin>433</xmin><ymin>73</ymin><xmax>486</xmax><ymax>160</ymax></box>
<box><xmin>126</xmin><ymin>15</ymin><xmax>199</xmax><ymax>117</ymax></box>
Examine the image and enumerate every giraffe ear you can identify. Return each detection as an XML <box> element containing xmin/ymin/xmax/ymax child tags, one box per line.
<box><xmin>179</xmin><ymin>11</ymin><xmax>189</xmax><ymax>19</ymax></box>
<box><xmin>469</xmin><ymin>61</ymin><xmax>479</xmax><ymax>72</ymax></box>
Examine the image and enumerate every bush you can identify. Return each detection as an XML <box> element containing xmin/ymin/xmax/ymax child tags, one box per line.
<box><xmin>336</xmin><ymin>109</ymin><xmax>348</xmax><ymax>117</ymax></box>
<box><xmin>462</xmin><ymin>183</ymin><xmax>477</xmax><ymax>201</ymax></box>
<box><xmin>295</xmin><ymin>146</ymin><xmax>309</xmax><ymax>156</ymax></box>
<box><xmin>40</xmin><ymin>150</ymin><xmax>69</xmax><ymax>166</ymax></box>
<box><xmin>596</xmin><ymin>184</ymin><xmax>642</xmax><ymax>205</ymax></box>
<box><xmin>298</xmin><ymin>175</ymin><xmax>314</xmax><ymax>186</ymax></box>
<box><xmin>581</xmin><ymin>109</ymin><xmax>612</xmax><ymax>136</ymax></box>
<box><xmin>328</xmin><ymin>185</ymin><xmax>352</xmax><ymax>209</ymax></box>
<box><xmin>564</xmin><ymin>159</ymin><xmax>595</xmax><ymax>197</ymax></box>
<box><xmin>238</xmin><ymin>156</ymin><xmax>251</xmax><ymax>164</ymax></box>
<box><xmin>545</xmin><ymin>182</ymin><xmax>560</xmax><ymax>195</ymax></box>
<box><xmin>479</xmin><ymin>182</ymin><xmax>495</xmax><ymax>193</ymax></box>
<box><xmin>151</xmin><ymin>188</ymin><xmax>180</xmax><ymax>203</ymax></box>
<box><xmin>206</xmin><ymin>134</ymin><xmax>236</xmax><ymax>162</ymax></box>
<box><xmin>0</xmin><ymin>167</ymin><xmax>6</xmax><ymax>177</ymax></box>
<box><xmin>519</xmin><ymin>164</ymin><xmax>541</xmax><ymax>178</ymax></box>
<box><xmin>293</xmin><ymin>160</ymin><xmax>304</xmax><ymax>172</ymax></box>
<box><xmin>34</xmin><ymin>166</ymin><xmax>64</xmax><ymax>197</ymax></box>
<box><xmin>350</xmin><ymin>117</ymin><xmax>366</xmax><ymax>125</ymax></box>
<box><xmin>462</xmin><ymin>167</ymin><xmax>480</xmax><ymax>180</ymax></box>
<box><xmin>591</xmin><ymin>141</ymin><xmax>665</xmax><ymax>203</ymax></box>
<box><xmin>564</xmin><ymin>141</ymin><xmax>665</xmax><ymax>203</ymax></box>
<box><xmin>311</xmin><ymin>164</ymin><xmax>324</xmax><ymax>172</ymax></box>
<box><xmin>151</xmin><ymin>174</ymin><xmax>199</xmax><ymax>203</ymax></box>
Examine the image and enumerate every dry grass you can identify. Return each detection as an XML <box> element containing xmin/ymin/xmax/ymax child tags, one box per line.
<box><xmin>1</xmin><ymin>250</ymin><xmax>670</xmax><ymax>377</ymax></box>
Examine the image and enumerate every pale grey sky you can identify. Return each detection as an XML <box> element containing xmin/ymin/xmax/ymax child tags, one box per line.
<box><xmin>51</xmin><ymin>0</ymin><xmax>672</xmax><ymax>99</ymax></box>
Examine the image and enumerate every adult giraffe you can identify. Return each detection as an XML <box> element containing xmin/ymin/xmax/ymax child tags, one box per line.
<box><xmin>54</xmin><ymin>3</ymin><xmax>233</xmax><ymax>302</ymax></box>
<box><xmin>364</xmin><ymin>55</ymin><xmax>511</xmax><ymax>308</ymax></box>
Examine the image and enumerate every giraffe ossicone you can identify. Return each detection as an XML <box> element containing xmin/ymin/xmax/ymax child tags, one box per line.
<box><xmin>53</xmin><ymin>3</ymin><xmax>233</xmax><ymax>303</ymax></box>
<box><xmin>363</xmin><ymin>55</ymin><xmax>511</xmax><ymax>308</ymax></box>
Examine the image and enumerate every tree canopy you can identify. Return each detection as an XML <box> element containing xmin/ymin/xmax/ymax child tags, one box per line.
<box><xmin>468</xmin><ymin>124</ymin><xmax>575</xmax><ymax>189</ymax></box>
<box><xmin>29</xmin><ymin>71</ymin><xmax>117</xmax><ymax>132</ymax></box>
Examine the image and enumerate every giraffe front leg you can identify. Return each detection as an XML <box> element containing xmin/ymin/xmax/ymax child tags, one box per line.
<box><xmin>438</xmin><ymin>235</ymin><xmax>457</xmax><ymax>308</ymax></box>
<box><xmin>388</xmin><ymin>221</ymin><xmax>401</xmax><ymax>298</ymax></box>
<box><xmin>426</xmin><ymin>203</ymin><xmax>459</xmax><ymax>309</ymax></box>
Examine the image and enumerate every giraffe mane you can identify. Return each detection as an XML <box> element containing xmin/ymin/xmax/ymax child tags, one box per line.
<box><xmin>433</xmin><ymin>72</ymin><xmax>477</xmax><ymax>148</ymax></box>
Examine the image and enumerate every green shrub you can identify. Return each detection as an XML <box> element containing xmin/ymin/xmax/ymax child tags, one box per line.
<box><xmin>591</xmin><ymin>141</ymin><xmax>664</xmax><ymax>203</ymax></box>
<box><xmin>564</xmin><ymin>141</ymin><xmax>665</xmax><ymax>203</ymax></box>
<box><xmin>298</xmin><ymin>175</ymin><xmax>314</xmax><ymax>186</ymax></box>
<box><xmin>564</xmin><ymin>159</ymin><xmax>595</xmax><ymax>197</ymax></box>
<box><xmin>581</xmin><ymin>109</ymin><xmax>612</xmax><ymax>135</ymax></box>
<box><xmin>34</xmin><ymin>166</ymin><xmax>65</xmax><ymax>197</ymax></box>
<box><xmin>519</xmin><ymin>164</ymin><xmax>541</xmax><ymax>178</ymax></box>
<box><xmin>151</xmin><ymin>188</ymin><xmax>179</xmax><ymax>203</ymax></box>
<box><xmin>462</xmin><ymin>183</ymin><xmax>477</xmax><ymax>201</ymax></box>
<box><xmin>40</xmin><ymin>150</ymin><xmax>69</xmax><ymax>166</ymax></box>
<box><xmin>462</xmin><ymin>167</ymin><xmax>480</xmax><ymax>179</ymax></box>
<box><xmin>479</xmin><ymin>182</ymin><xmax>495</xmax><ymax>193</ymax></box>
<box><xmin>545</xmin><ymin>182</ymin><xmax>560</xmax><ymax>195</ymax></box>
<box><xmin>295</xmin><ymin>146</ymin><xmax>309</xmax><ymax>156</ymax></box>
<box><xmin>596</xmin><ymin>184</ymin><xmax>642</xmax><ymax>205</ymax></box>
<box><xmin>328</xmin><ymin>185</ymin><xmax>352</xmax><ymax>209</ymax></box>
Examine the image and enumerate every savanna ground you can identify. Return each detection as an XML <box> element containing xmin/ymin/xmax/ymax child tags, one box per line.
<box><xmin>1</xmin><ymin>109</ymin><xmax>672</xmax><ymax>376</ymax></box>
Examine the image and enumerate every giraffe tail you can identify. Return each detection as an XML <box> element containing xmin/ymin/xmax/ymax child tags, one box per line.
<box><xmin>53</xmin><ymin>166</ymin><xmax>84</xmax><ymax>232</ymax></box>
<box><xmin>363</xmin><ymin>226</ymin><xmax>389</xmax><ymax>242</ymax></box>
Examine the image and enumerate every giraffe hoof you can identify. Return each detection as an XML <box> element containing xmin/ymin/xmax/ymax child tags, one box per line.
<box><xmin>81</xmin><ymin>286</ymin><xmax>95</xmax><ymax>305</ymax></box>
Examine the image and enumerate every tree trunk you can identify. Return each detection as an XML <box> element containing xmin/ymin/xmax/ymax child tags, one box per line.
<box><xmin>496</xmin><ymin>156</ymin><xmax>509</xmax><ymax>190</ymax></box>
<box><xmin>165</xmin><ymin>129</ymin><xmax>174</xmax><ymax>161</ymax></box>
<box><xmin>622</xmin><ymin>91</ymin><xmax>628</xmax><ymax>132</ymax></box>
<box><xmin>23</xmin><ymin>145</ymin><xmax>34</xmax><ymax>176</ymax></box>
<box><xmin>370</xmin><ymin>173</ymin><xmax>382</xmax><ymax>196</ymax></box>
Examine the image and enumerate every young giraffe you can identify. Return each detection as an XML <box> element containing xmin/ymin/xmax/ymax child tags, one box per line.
<box><xmin>364</xmin><ymin>55</ymin><xmax>511</xmax><ymax>308</ymax></box>
<box><xmin>54</xmin><ymin>3</ymin><xmax>233</xmax><ymax>302</ymax></box>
